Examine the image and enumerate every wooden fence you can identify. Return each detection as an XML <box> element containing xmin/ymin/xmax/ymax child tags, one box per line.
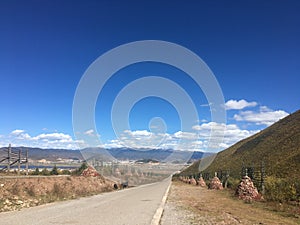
<box><xmin>0</xmin><ymin>144</ymin><xmax>29</xmax><ymax>175</ymax></box>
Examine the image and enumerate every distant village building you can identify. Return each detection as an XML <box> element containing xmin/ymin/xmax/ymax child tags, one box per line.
<box><xmin>37</xmin><ymin>159</ymin><xmax>50</xmax><ymax>164</ymax></box>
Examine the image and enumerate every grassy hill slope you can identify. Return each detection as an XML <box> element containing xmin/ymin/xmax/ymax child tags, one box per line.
<box><xmin>182</xmin><ymin>109</ymin><xmax>300</xmax><ymax>180</ymax></box>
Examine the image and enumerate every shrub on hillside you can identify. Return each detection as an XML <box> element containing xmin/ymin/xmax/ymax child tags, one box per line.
<box><xmin>226</xmin><ymin>177</ymin><xmax>240</xmax><ymax>190</ymax></box>
<box><xmin>265</xmin><ymin>176</ymin><xmax>298</xmax><ymax>202</ymax></box>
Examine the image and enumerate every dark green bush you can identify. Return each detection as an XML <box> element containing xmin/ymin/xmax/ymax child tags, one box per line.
<box><xmin>31</xmin><ymin>168</ymin><xmax>40</xmax><ymax>175</ymax></box>
<box><xmin>226</xmin><ymin>177</ymin><xmax>240</xmax><ymax>190</ymax></box>
<box><xmin>61</xmin><ymin>169</ymin><xmax>71</xmax><ymax>175</ymax></box>
<box><xmin>40</xmin><ymin>168</ymin><xmax>50</xmax><ymax>176</ymax></box>
<box><xmin>50</xmin><ymin>165</ymin><xmax>59</xmax><ymax>175</ymax></box>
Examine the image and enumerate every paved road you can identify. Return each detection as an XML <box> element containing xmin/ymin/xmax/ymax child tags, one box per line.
<box><xmin>0</xmin><ymin>177</ymin><xmax>171</xmax><ymax>225</ymax></box>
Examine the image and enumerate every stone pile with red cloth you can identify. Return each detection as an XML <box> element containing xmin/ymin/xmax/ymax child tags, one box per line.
<box><xmin>197</xmin><ymin>176</ymin><xmax>206</xmax><ymax>187</ymax></box>
<box><xmin>235</xmin><ymin>176</ymin><xmax>260</xmax><ymax>201</ymax></box>
<box><xmin>209</xmin><ymin>176</ymin><xmax>223</xmax><ymax>190</ymax></box>
<box><xmin>81</xmin><ymin>166</ymin><xmax>101</xmax><ymax>177</ymax></box>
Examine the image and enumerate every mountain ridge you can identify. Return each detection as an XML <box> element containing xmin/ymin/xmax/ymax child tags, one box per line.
<box><xmin>0</xmin><ymin>146</ymin><xmax>208</xmax><ymax>163</ymax></box>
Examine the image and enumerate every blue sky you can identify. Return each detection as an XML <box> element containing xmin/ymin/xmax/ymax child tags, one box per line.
<box><xmin>0</xmin><ymin>0</ymin><xmax>299</xmax><ymax>151</ymax></box>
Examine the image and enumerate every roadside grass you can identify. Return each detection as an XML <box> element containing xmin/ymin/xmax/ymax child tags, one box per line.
<box><xmin>0</xmin><ymin>176</ymin><xmax>115</xmax><ymax>212</ymax></box>
<box><xmin>170</xmin><ymin>181</ymin><xmax>300</xmax><ymax>225</ymax></box>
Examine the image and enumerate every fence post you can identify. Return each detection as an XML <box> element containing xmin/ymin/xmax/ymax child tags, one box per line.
<box><xmin>260</xmin><ymin>161</ymin><xmax>265</xmax><ymax>195</ymax></box>
<box><xmin>7</xmin><ymin>144</ymin><xmax>11</xmax><ymax>172</ymax></box>
<box><xmin>26</xmin><ymin>149</ymin><xmax>29</xmax><ymax>175</ymax></box>
<box><xmin>241</xmin><ymin>161</ymin><xmax>245</xmax><ymax>178</ymax></box>
<box><xmin>224</xmin><ymin>170</ymin><xmax>229</xmax><ymax>188</ymax></box>
<box><xmin>18</xmin><ymin>149</ymin><xmax>21</xmax><ymax>175</ymax></box>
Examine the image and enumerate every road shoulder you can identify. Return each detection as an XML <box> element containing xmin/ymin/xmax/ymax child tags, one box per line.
<box><xmin>161</xmin><ymin>181</ymin><xmax>300</xmax><ymax>225</ymax></box>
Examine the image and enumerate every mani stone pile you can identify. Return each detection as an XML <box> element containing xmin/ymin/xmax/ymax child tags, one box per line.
<box><xmin>178</xmin><ymin>172</ymin><xmax>263</xmax><ymax>203</ymax></box>
<box><xmin>179</xmin><ymin>176</ymin><xmax>207</xmax><ymax>187</ymax></box>
<box><xmin>190</xmin><ymin>177</ymin><xmax>197</xmax><ymax>185</ymax></box>
<box><xmin>81</xmin><ymin>166</ymin><xmax>101</xmax><ymax>177</ymax></box>
<box><xmin>235</xmin><ymin>176</ymin><xmax>260</xmax><ymax>201</ymax></box>
<box><xmin>197</xmin><ymin>176</ymin><xmax>206</xmax><ymax>187</ymax></box>
<box><xmin>208</xmin><ymin>176</ymin><xmax>223</xmax><ymax>190</ymax></box>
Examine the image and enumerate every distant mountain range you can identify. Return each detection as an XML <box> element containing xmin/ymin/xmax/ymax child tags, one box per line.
<box><xmin>0</xmin><ymin>146</ymin><xmax>209</xmax><ymax>163</ymax></box>
<box><xmin>181</xmin><ymin>109</ymin><xmax>300</xmax><ymax>179</ymax></box>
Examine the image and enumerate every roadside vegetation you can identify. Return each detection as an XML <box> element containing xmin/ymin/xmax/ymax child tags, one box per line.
<box><xmin>163</xmin><ymin>180</ymin><xmax>300</xmax><ymax>225</ymax></box>
<box><xmin>28</xmin><ymin>162</ymin><xmax>88</xmax><ymax>176</ymax></box>
<box><xmin>0</xmin><ymin>163</ymin><xmax>114</xmax><ymax>212</ymax></box>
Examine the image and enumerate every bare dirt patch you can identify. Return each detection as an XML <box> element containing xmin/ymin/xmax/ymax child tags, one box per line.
<box><xmin>161</xmin><ymin>181</ymin><xmax>300</xmax><ymax>225</ymax></box>
<box><xmin>0</xmin><ymin>175</ymin><xmax>115</xmax><ymax>212</ymax></box>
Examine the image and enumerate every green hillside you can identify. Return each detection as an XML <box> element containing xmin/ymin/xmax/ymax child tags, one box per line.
<box><xmin>181</xmin><ymin>109</ymin><xmax>300</xmax><ymax>180</ymax></box>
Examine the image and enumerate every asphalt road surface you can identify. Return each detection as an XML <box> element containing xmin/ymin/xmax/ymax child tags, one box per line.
<box><xmin>0</xmin><ymin>177</ymin><xmax>171</xmax><ymax>225</ymax></box>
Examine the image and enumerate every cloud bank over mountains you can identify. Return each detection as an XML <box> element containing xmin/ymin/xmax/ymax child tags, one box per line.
<box><xmin>0</xmin><ymin>99</ymin><xmax>289</xmax><ymax>151</ymax></box>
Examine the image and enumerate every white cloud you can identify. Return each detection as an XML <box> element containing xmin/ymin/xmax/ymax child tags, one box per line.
<box><xmin>0</xmin><ymin>130</ymin><xmax>83</xmax><ymax>149</ymax></box>
<box><xmin>0</xmin><ymin>120</ymin><xmax>262</xmax><ymax>152</ymax></box>
<box><xmin>173</xmin><ymin>131</ymin><xmax>197</xmax><ymax>140</ymax></box>
<box><xmin>33</xmin><ymin>133</ymin><xmax>72</xmax><ymax>141</ymax></box>
<box><xmin>116</xmin><ymin>130</ymin><xmax>172</xmax><ymax>149</ymax></box>
<box><xmin>193</xmin><ymin>122</ymin><xmax>226</xmax><ymax>132</ymax></box>
<box><xmin>234</xmin><ymin>108</ymin><xmax>289</xmax><ymax>126</ymax></box>
<box><xmin>10</xmin><ymin>129</ymin><xmax>31</xmax><ymax>140</ymax></box>
<box><xmin>192</xmin><ymin>122</ymin><xmax>259</xmax><ymax>148</ymax></box>
<box><xmin>84</xmin><ymin>129</ymin><xmax>97</xmax><ymax>137</ymax></box>
<box><xmin>11</xmin><ymin>129</ymin><xmax>26</xmax><ymax>135</ymax></box>
<box><xmin>103</xmin><ymin>139</ymin><xmax>124</xmax><ymax>149</ymax></box>
<box><xmin>200</xmin><ymin>102</ymin><xmax>212</xmax><ymax>107</ymax></box>
<box><xmin>225</xmin><ymin>99</ymin><xmax>257</xmax><ymax>110</ymax></box>
<box><xmin>259</xmin><ymin>106</ymin><xmax>270</xmax><ymax>112</ymax></box>
<box><xmin>124</xmin><ymin>130</ymin><xmax>152</xmax><ymax>137</ymax></box>
<box><xmin>191</xmin><ymin>124</ymin><xmax>201</xmax><ymax>131</ymax></box>
<box><xmin>102</xmin><ymin>121</ymin><xmax>260</xmax><ymax>152</ymax></box>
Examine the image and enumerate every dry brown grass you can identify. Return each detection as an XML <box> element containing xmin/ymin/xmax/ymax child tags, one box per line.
<box><xmin>166</xmin><ymin>181</ymin><xmax>300</xmax><ymax>225</ymax></box>
<box><xmin>0</xmin><ymin>176</ymin><xmax>115</xmax><ymax>212</ymax></box>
